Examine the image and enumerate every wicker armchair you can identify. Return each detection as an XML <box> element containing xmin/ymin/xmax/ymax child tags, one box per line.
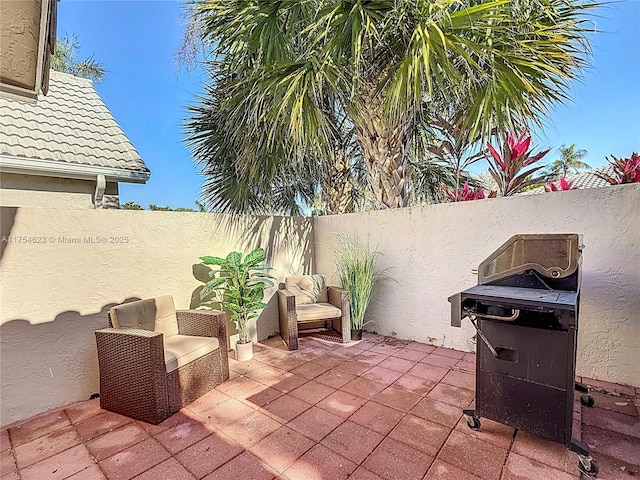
<box><xmin>278</xmin><ymin>274</ymin><xmax>351</xmax><ymax>350</ymax></box>
<box><xmin>95</xmin><ymin>295</ymin><xmax>229</xmax><ymax>424</ymax></box>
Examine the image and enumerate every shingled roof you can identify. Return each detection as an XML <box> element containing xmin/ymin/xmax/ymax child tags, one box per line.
<box><xmin>525</xmin><ymin>165</ymin><xmax>614</xmax><ymax>194</ymax></box>
<box><xmin>0</xmin><ymin>71</ymin><xmax>150</xmax><ymax>183</ymax></box>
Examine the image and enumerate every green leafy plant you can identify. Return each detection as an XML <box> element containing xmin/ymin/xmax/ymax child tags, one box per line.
<box><xmin>334</xmin><ymin>234</ymin><xmax>385</xmax><ymax>331</ymax></box>
<box><xmin>199</xmin><ymin>248</ymin><xmax>275</xmax><ymax>344</ymax></box>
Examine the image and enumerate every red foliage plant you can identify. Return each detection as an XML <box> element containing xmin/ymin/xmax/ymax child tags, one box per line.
<box><xmin>595</xmin><ymin>152</ymin><xmax>640</xmax><ymax>184</ymax></box>
<box><xmin>487</xmin><ymin>129</ymin><xmax>550</xmax><ymax>196</ymax></box>
<box><xmin>443</xmin><ymin>182</ymin><xmax>497</xmax><ymax>201</ymax></box>
<box><xmin>545</xmin><ymin>177</ymin><xmax>575</xmax><ymax>192</ymax></box>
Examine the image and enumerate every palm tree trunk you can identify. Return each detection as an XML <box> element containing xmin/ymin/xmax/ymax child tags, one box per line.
<box><xmin>323</xmin><ymin>150</ymin><xmax>354</xmax><ymax>214</ymax></box>
<box><xmin>353</xmin><ymin>105</ymin><xmax>410</xmax><ymax>209</ymax></box>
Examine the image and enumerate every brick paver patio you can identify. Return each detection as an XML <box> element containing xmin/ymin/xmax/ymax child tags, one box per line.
<box><xmin>2</xmin><ymin>333</ymin><xmax>638</xmax><ymax>479</ymax></box>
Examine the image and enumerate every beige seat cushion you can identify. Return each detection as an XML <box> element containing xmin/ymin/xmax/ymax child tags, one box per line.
<box><xmin>285</xmin><ymin>275</ymin><xmax>328</xmax><ymax>305</ymax></box>
<box><xmin>163</xmin><ymin>334</ymin><xmax>220</xmax><ymax>373</ymax></box>
<box><xmin>109</xmin><ymin>295</ymin><xmax>180</xmax><ymax>338</ymax></box>
<box><xmin>296</xmin><ymin>303</ymin><xmax>341</xmax><ymax>322</ymax></box>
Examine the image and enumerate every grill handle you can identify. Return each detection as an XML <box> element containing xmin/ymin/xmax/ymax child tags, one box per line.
<box><xmin>470</xmin><ymin>310</ymin><xmax>520</xmax><ymax>322</ymax></box>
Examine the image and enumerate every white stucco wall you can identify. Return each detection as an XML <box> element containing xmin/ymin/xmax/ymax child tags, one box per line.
<box><xmin>313</xmin><ymin>185</ymin><xmax>640</xmax><ymax>388</ymax></box>
<box><xmin>0</xmin><ymin>208</ymin><xmax>313</xmax><ymax>426</ymax></box>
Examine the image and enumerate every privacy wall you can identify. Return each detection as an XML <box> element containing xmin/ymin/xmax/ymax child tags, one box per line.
<box><xmin>314</xmin><ymin>185</ymin><xmax>640</xmax><ymax>389</ymax></box>
<box><xmin>0</xmin><ymin>208</ymin><xmax>313</xmax><ymax>426</ymax></box>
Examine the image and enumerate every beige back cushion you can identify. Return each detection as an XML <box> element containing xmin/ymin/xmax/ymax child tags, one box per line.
<box><xmin>285</xmin><ymin>275</ymin><xmax>328</xmax><ymax>305</ymax></box>
<box><xmin>109</xmin><ymin>295</ymin><xmax>179</xmax><ymax>338</ymax></box>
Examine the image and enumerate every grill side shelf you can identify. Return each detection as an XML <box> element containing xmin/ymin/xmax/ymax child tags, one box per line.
<box><xmin>460</xmin><ymin>285</ymin><xmax>578</xmax><ymax>310</ymax></box>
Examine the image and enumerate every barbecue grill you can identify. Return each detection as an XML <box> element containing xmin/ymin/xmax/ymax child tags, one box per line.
<box><xmin>449</xmin><ymin>234</ymin><xmax>598</xmax><ymax>477</ymax></box>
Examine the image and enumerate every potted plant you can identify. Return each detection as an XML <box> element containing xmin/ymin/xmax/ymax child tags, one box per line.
<box><xmin>199</xmin><ymin>248</ymin><xmax>275</xmax><ymax>361</ymax></box>
<box><xmin>334</xmin><ymin>234</ymin><xmax>385</xmax><ymax>340</ymax></box>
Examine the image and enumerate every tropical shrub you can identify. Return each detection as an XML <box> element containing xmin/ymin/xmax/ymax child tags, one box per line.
<box><xmin>443</xmin><ymin>182</ymin><xmax>496</xmax><ymax>201</ymax></box>
<box><xmin>545</xmin><ymin>178</ymin><xmax>576</xmax><ymax>192</ymax></box>
<box><xmin>487</xmin><ymin>130</ymin><xmax>550</xmax><ymax>196</ymax></box>
<box><xmin>595</xmin><ymin>153</ymin><xmax>640</xmax><ymax>184</ymax></box>
<box><xmin>199</xmin><ymin>248</ymin><xmax>275</xmax><ymax>344</ymax></box>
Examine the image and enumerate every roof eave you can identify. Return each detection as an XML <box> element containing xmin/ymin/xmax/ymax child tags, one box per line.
<box><xmin>0</xmin><ymin>155</ymin><xmax>151</xmax><ymax>184</ymax></box>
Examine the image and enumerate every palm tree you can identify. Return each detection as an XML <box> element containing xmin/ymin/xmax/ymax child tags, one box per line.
<box><xmin>187</xmin><ymin>0</ymin><xmax>596</xmax><ymax>210</ymax></box>
<box><xmin>51</xmin><ymin>35</ymin><xmax>105</xmax><ymax>82</ymax></box>
<box><xmin>549</xmin><ymin>144</ymin><xmax>590</xmax><ymax>178</ymax></box>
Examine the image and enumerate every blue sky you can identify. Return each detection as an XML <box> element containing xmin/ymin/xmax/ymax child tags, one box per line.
<box><xmin>58</xmin><ymin>1</ymin><xmax>640</xmax><ymax>209</ymax></box>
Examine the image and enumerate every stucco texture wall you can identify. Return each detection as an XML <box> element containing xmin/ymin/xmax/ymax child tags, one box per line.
<box><xmin>313</xmin><ymin>185</ymin><xmax>640</xmax><ymax>389</ymax></box>
<box><xmin>0</xmin><ymin>208</ymin><xmax>313</xmax><ymax>426</ymax></box>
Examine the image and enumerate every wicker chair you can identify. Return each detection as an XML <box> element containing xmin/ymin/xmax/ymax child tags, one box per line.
<box><xmin>95</xmin><ymin>295</ymin><xmax>229</xmax><ymax>424</ymax></box>
<box><xmin>278</xmin><ymin>274</ymin><xmax>351</xmax><ymax>350</ymax></box>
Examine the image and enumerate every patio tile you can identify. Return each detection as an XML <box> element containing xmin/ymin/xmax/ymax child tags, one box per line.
<box><xmin>330</xmin><ymin>346</ymin><xmax>364</xmax><ymax>358</ymax></box>
<box><xmin>511</xmin><ymin>430</ymin><xmax>577</xmax><ymax>474</ymax></box>
<box><xmin>368</xmin><ymin>343</ymin><xmax>403</xmax><ymax>355</ymax></box>
<box><xmin>438</xmin><ymin>430</ymin><xmax>507</xmax><ymax>480</ymax></box>
<box><xmin>373</xmin><ymin>386</ymin><xmax>421</xmax><ymax>412</ymax></box>
<box><xmin>433</xmin><ymin>347</ymin><xmax>466</xmax><ymax>360</ymax></box>
<box><xmin>354</xmin><ymin>351</ymin><xmax>389</xmax><ymax>366</ymax></box>
<box><xmin>75</xmin><ymin>411</ymin><xmax>133</xmax><ymax>441</ymax></box>
<box><xmin>321</xmin><ymin>421</ymin><xmax>384</xmax><ymax>464</ymax></box>
<box><xmin>67</xmin><ymin>464</ymin><xmax>108</xmax><ymax>480</ymax></box>
<box><xmin>363</xmin><ymin>437</ymin><xmax>434</xmax><ymax>480</ymax></box>
<box><xmin>313</xmin><ymin>353</ymin><xmax>346</xmax><ymax>368</ymax></box>
<box><xmin>392</xmin><ymin>348</ymin><xmax>428</xmax><ymax>362</ymax></box>
<box><xmin>245</xmin><ymin>365</ymin><xmax>289</xmax><ymax>388</ymax></box>
<box><xmin>420</xmin><ymin>354</ymin><xmax>459</xmax><ymax>368</ymax></box>
<box><xmin>131</xmin><ymin>458</ymin><xmax>195</xmax><ymax>480</ymax></box>
<box><xmin>1</xmin><ymin>430</ymin><xmax>10</xmax><ymax>452</ymax></box>
<box><xmin>1</xmin><ymin>449</ymin><xmax>16</xmax><ymax>476</ymax></box>
<box><xmin>340</xmin><ymin>376</ymin><xmax>387</xmax><ymax>399</ymax></box>
<box><xmin>64</xmin><ymin>398</ymin><xmax>103</xmax><ymax>424</ymax></box>
<box><xmin>216</xmin><ymin>375</ymin><xmax>266</xmax><ymax>402</ymax></box>
<box><xmin>14</xmin><ymin>426</ymin><xmax>82</xmax><ymax>469</ymax></box>
<box><xmin>427</xmin><ymin>383</ymin><xmax>475</xmax><ymax>408</ymax></box>
<box><xmin>99</xmin><ymin>438</ymin><xmax>169</xmax><ymax>479</ymax></box>
<box><xmin>424</xmin><ymin>458</ymin><xmax>482</xmax><ymax>479</ymax></box>
<box><xmin>582</xmin><ymin>406</ymin><xmax>640</xmax><ymax>439</ymax></box>
<box><xmin>334</xmin><ymin>360</ymin><xmax>372</xmax><ymax>376</ymax></box>
<box><xmin>317</xmin><ymin>390</ymin><xmax>368</xmax><ymax>418</ymax></box>
<box><xmin>286</xmin><ymin>406</ymin><xmax>341</xmax><ymax>443</ymax></box>
<box><xmin>229</xmin><ymin>358</ymin><xmax>264</xmax><ymax>375</ymax></box>
<box><xmin>582</xmin><ymin>425</ymin><xmax>640</xmax><ymax>467</ymax></box>
<box><xmin>291</xmin><ymin>348</ymin><xmax>325</xmax><ymax>362</ymax></box>
<box><xmin>251</xmin><ymin>426</ymin><xmax>315</xmax><ymax>472</ymax></box>
<box><xmin>350</xmin><ymin>401</ymin><xmax>403</xmax><ymax>436</ymax></box>
<box><xmin>362</xmin><ymin>333</ymin><xmax>384</xmax><ymax>343</ymax></box>
<box><xmin>582</xmin><ymin>378</ymin><xmax>636</xmax><ymax>397</ymax></box>
<box><xmin>1</xmin><ymin>473</ymin><xmax>18</xmax><ymax>480</ymax></box>
<box><xmin>201</xmin><ymin>398</ymin><xmax>256</xmax><ymax>430</ymax></box>
<box><xmin>270</xmin><ymin>372</ymin><xmax>309</xmax><ymax>393</ymax></box>
<box><xmin>290</xmin><ymin>362</ymin><xmax>331</xmax><ymax>380</ymax></box>
<box><xmin>155</xmin><ymin>416</ymin><xmax>216</xmax><ymax>454</ymax></box>
<box><xmin>501</xmin><ymin>452</ymin><xmax>578</xmax><ymax>480</ymax></box>
<box><xmin>410</xmin><ymin>397</ymin><xmax>462</xmax><ymax>428</ymax></box>
<box><xmin>289</xmin><ymin>380</ymin><xmax>335</xmax><ymax>405</ymax></box>
<box><xmin>243</xmin><ymin>386</ymin><xmax>284</xmax><ymax>408</ymax></box>
<box><xmin>361</xmin><ymin>366</ymin><xmax>405</xmax><ymax>386</ymax></box>
<box><xmin>268</xmin><ymin>356</ymin><xmax>307</xmax><ymax>372</ymax></box>
<box><xmin>283</xmin><ymin>444</ymin><xmax>357</xmax><ymax>480</ymax></box>
<box><xmin>388</xmin><ymin>414</ymin><xmax>451</xmax><ymax>456</ymax></box>
<box><xmin>8</xmin><ymin>410</ymin><xmax>71</xmax><ymax>447</ymax></box>
<box><xmin>441</xmin><ymin>370</ymin><xmax>476</xmax><ymax>390</ymax></box>
<box><xmin>463</xmin><ymin>352</ymin><xmax>476</xmax><ymax>362</ymax></box>
<box><xmin>174</xmin><ymin>431</ymin><xmax>243</xmax><ymax>479</ymax></box>
<box><xmin>392</xmin><ymin>373</ymin><xmax>436</xmax><ymax>396</ymax></box>
<box><xmin>86</xmin><ymin>422</ymin><xmax>149</xmax><ymax>461</ymax></box>
<box><xmin>349</xmin><ymin>466</ymin><xmax>385</xmax><ymax>480</ymax></box>
<box><xmin>377</xmin><ymin>355</ymin><xmax>416</xmax><ymax>373</ymax></box>
<box><xmin>405</xmin><ymin>342</ymin><xmax>437</xmax><ymax>354</ymax></box>
<box><xmin>586</xmin><ymin>453</ymin><xmax>640</xmax><ymax>479</ymax></box>
<box><xmin>203</xmin><ymin>451</ymin><xmax>276</xmax><ymax>480</ymax></box>
<box><xmin>314</xmin><ymin>369</ymin><xmax>356</xmax><ymax>389</ymax></box>
<box><xmin>454</xmin><ymin>359</ymin><xmax>476</xmax><ymax>373</ymax></box>
<box><xmin>589</xmin><ymin>391</ymin><xmax>638</xmax><ymax>417</ymax></box>
<box><xmin>261</xmin><ymin>394</ymin><xmax>312</xmax><ymax>423</ymax></box>
<box><xmin>184</xmin><ymin>389</ymin><xmax>232</xmax><ymax>419</ymax></box>
<box><xmin>407</xmin><ymin>364</ymin><xmax>449</xmax><ymax>383</ymax></box>
<box><xmin>453</xmin><ymin>416</ymin><xmax>515</xmax><ymax>450</ymax></box>
<box><xmin>20</xmin><ymin>444</ymin><xmax>94</xmax><ymax>480</ymax></box>
<box><xmin>220</xmin><ymin>410</ymin><xmax>281</xmax><ymax>447</ymax></box>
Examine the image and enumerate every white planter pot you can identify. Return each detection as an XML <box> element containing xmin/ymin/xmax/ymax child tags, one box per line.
<box><xmin>236</xmin><ymin>341</ymin><xmax>253</xmax><ymax>361</ymax></box>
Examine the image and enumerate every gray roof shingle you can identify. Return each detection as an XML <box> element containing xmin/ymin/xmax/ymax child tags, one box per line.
<box><xmin>0</xmin><ymin>71</ymin><xmax>150</xmax><ymax>176</ymax></box>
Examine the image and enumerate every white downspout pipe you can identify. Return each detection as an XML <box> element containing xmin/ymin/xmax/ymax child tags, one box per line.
<box><xmin>94</xmin><ymin>174</ymin><xmax>106</xmax><ymax>209</ymax></box>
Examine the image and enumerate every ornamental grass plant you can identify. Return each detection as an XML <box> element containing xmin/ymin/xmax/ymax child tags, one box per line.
<box><xmin>334</xmin><ymin>234</ymin><xmax>385</xmax><ymax>331</ymax></box>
